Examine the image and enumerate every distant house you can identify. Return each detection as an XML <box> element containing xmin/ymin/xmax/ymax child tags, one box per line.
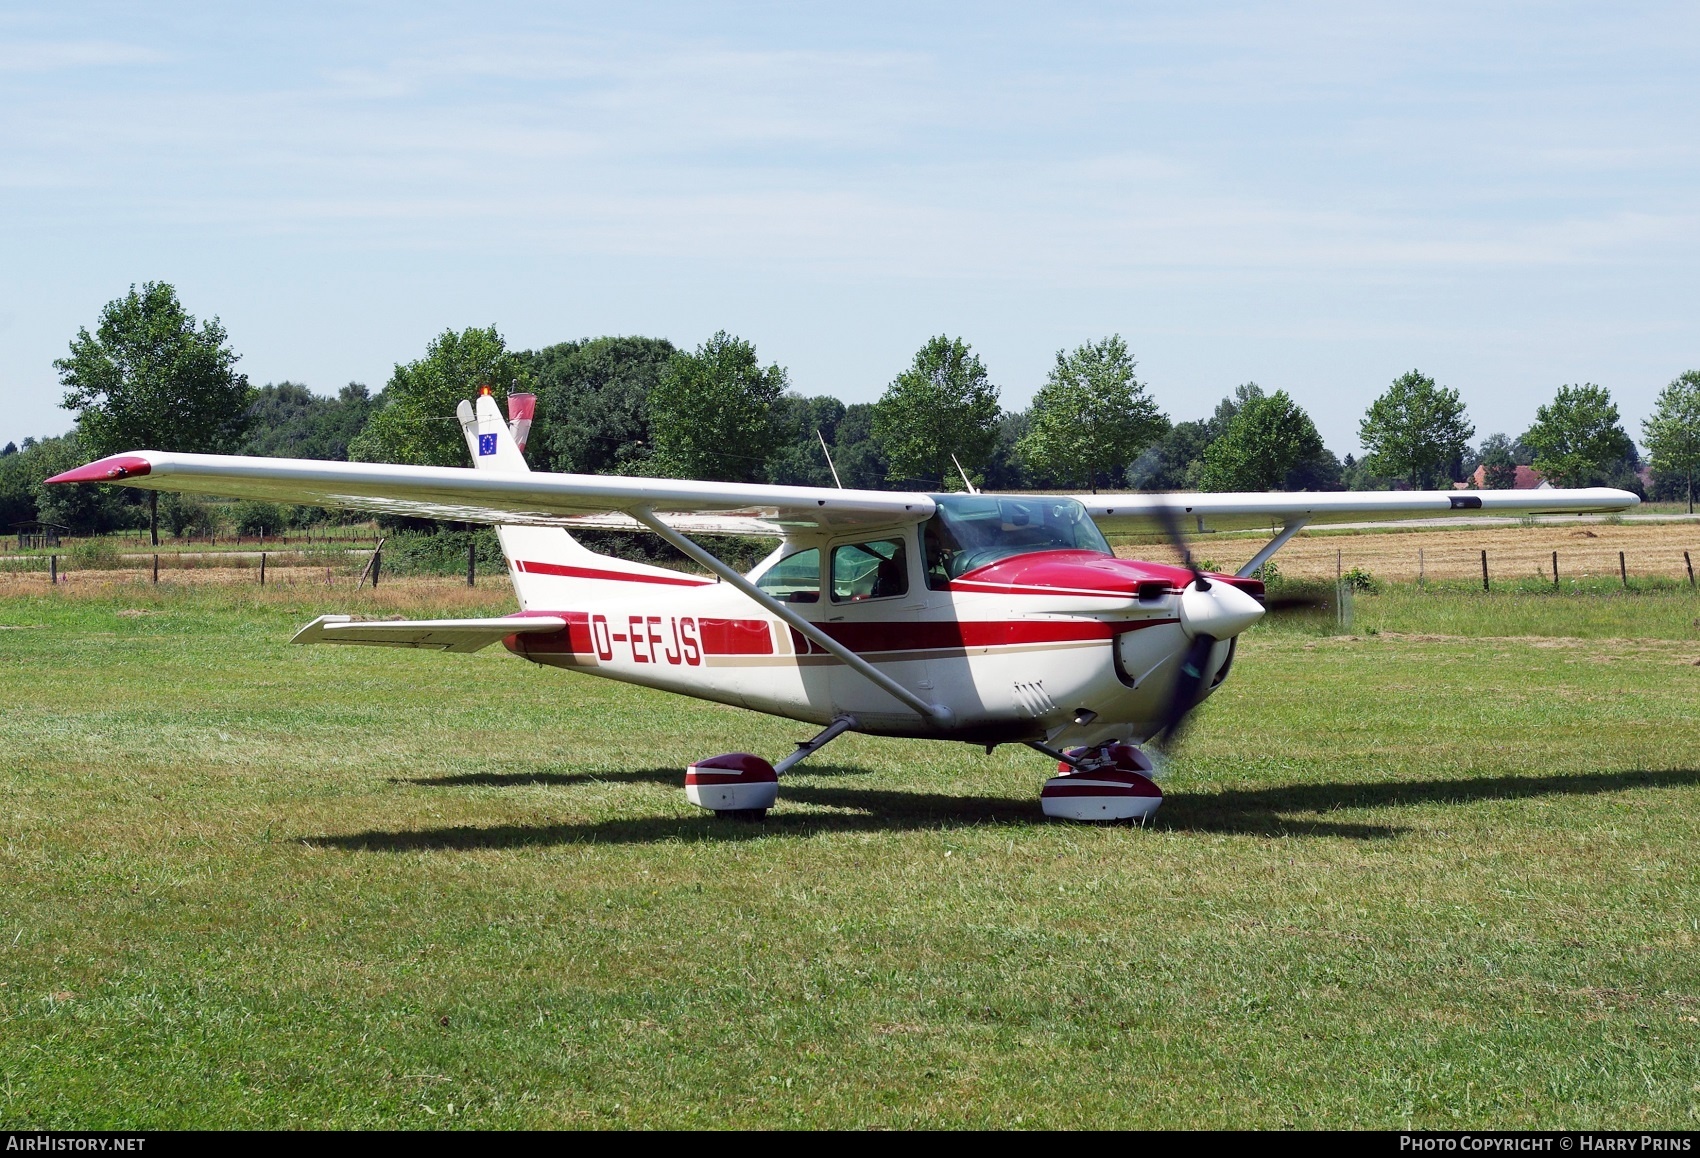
<box><xmin>1469</xmin><ymin>464</ymin><xmax>1548</xmax><ymax>490</ymax></box>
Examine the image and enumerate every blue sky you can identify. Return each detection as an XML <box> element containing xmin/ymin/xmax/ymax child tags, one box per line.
<box><xmin>3</xmin><ymin>2</ymin><xmax>1697</xmax><ymax>456</ymax></box>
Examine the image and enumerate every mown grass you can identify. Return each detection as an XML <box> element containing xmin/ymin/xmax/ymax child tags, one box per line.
<box><xmin>2</xmin><ymin>582</ymin><xmax>1699</xmax><ymax>1128</ymax></box>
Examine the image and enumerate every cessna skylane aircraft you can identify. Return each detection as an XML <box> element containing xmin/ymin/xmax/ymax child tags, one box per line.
<box><xmin>48</xmin><ymin>391</ymin><xmax>1639</xmax><ymax>822</ymax></box>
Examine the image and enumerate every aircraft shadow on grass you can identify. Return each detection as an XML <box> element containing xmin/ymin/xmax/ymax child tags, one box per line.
<box><xmin>398</xmin><ymin>762</ymin><xmax>874</xmax><ymax>790</ymax></box>
<box><xmin>309</xmin><ymin>767</ymin><xmax>1700</xmax><ymax>853</ymax></box>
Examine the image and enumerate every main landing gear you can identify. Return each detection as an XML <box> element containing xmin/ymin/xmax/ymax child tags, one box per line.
<box><xmin>686</xmin><ymin>724</ymin><xmax>1161</xmax><ymax>824</ymax></box>
<box><xmin>686</xmin><ymin>716</ymin><xmax>859</xmax><ymax>820</ymax></box>
<box><xmin>1030</xmin><ymin>741</ymin><xmax>1163</xmax><ymax>824</ymax></box>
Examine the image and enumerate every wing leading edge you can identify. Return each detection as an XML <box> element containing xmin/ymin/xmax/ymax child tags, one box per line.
<box><xmin>1078</xmin><ymin>488</ymin><xmax>1640</xmax><ymax>533</ymax></box>
<box><xmin>46</xmin><ymin>452</ymin><xmax>936</xmax><ymax>535</ymax></box>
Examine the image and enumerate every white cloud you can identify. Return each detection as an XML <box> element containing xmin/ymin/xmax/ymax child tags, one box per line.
<box><xmin>0</xmin><ymin>39</ymin><xmax>163</xmax><ymax>73</ymax></box>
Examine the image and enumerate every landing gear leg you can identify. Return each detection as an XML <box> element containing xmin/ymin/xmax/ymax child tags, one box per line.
<box><xmin>686</xmin><ymin>715</ymin><xmax>859</xmax><ymax>819</ymax></box>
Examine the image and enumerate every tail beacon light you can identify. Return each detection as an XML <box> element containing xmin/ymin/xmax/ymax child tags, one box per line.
<box><xmin>1041</xmin><ymin>744</ymin><xmax>1163</xmax><ymax>823</ymax></box>
<box><xmin>685</xmin><ymin>753</ymin><xmax>778</xmax><ymax>817</ymax></box>
<box><xmin>505</xmin><ymin>393</ymin><xmax>537</xmax><ymax>454</ymax></box>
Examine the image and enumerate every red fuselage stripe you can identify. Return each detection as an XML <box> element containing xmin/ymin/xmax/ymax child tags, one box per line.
<box><xmin>516</xmin><ymin>560</ymin><xmax>712</xmax><ymax>587</ymax></box>
<box><xmin>508</xmin><ymin>610</ymin><xmax>1174</xmax><ymax>659</ymax></box>
<box><xmin>789</xmin><ymin>617</ymin><xmax>1174</xmax><ymax>654</ymax></box>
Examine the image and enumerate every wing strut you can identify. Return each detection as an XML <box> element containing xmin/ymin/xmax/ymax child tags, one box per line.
<box><xmin>1235</xmin><ymin>519</ymin><xmax>1310</xmax><ymax>579</ymax></box>
<box><xmin>629</xmin><ymin>508</ymin><xmax>946</xmax><ymax>724</ymax></box>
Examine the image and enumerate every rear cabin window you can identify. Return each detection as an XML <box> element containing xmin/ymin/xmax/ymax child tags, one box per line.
<box><xmin>921</xmin><ymin>494</ymin><xmax>1110</xmax><ymax>589</ymax></box>
<box><xmin>755</xmin><ymin>548</ymin><xmax>820</xmax><ymax>603</ymax></box>
<box><xmin>831</xmin><ymin>539</ymin><xmax>908</xmax><ymax>602</ymax></box>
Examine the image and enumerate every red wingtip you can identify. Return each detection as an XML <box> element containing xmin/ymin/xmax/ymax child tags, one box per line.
<box><xmin>44</xmin><ymin>455</ymin><xmax>152</xmax><ymax>484</ymax></box>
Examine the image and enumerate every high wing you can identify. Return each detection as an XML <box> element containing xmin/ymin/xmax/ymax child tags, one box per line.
<box><xmin>291</xmin><ymin>614</ymin><xmax>567</xmax><ymax>653</ymax></box>
<box><xmin>46</xmin><ymin>452</ymin><xmax>936</xmax><ymax>536</ymax></box>
<box><xmin>48</xmin><ymin>452</ymin><xmax>1639</xmax><ymax>540</ymax></box>
<box><xmin>1078</xmin><ymin>488</ymin><xmax>1640</xmax><ymax>534</ymax></box>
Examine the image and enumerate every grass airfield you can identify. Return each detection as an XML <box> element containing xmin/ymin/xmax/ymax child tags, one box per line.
<box><xmin>2</xmin><ymin>578</ymin><xmax>1700</xmax><ymax>1128</ymax></box>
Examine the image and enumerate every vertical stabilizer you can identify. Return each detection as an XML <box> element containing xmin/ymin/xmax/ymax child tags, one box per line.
<box><xmin>456</xmin><ymin>394</ymin><xmax>715</xmax><ymax>610</ymax></box>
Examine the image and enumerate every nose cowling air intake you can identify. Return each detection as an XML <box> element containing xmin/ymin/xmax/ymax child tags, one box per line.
<box><xmin>1177</xmin><ymin>578</ymin><xmax>1264</xmax><ymax>640</ymax></box>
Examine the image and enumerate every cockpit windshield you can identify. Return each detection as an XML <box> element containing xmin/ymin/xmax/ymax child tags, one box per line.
<box><xmin>921</xmin><ymin>494</ymin><xmax>1111</xmax><ymax>588</ymax></box>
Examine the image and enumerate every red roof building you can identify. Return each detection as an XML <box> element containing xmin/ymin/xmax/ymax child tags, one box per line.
<box><xmin>1469</xmin><ymin>464</ymin><xmax>1547</xmax><ymax>489</ymax></box>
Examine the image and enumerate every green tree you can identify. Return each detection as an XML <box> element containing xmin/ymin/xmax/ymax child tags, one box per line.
<box><xmin>55</xmin><ymin>281</ymin><xmax>252</xmax><ymax>544</ymax></box>
<box><xmin>985</xmin><ymin>411</ymin><xmax>1055</xmax><ymax>490</ymax></box>
<box><xmin>1358</xmin><ymin>370</ymin><xmax>1475</xmax><ymax>489</ymax></box>
<box><xmin>1642</xmin><ymin>371</ymin><xmax>1700</xmax><ymax>513</ymax></box>
<box><xmin>766</xmin><ymin>394</ymin><xmax>848</xmax><ymax>487</ymax></box>
<box><xmin>349</xmin><ymin>326</ymin><xmax>528</xmax><ymax>468</ymax></box>
<box><xmin>0</xmin><ymin>439</ymin><xmax>47</xmax><ymax>529</ymax></box>
<box><xmin>1476</xmin><ymin>434</ymin><xmax>1519</xmax><ymax>489</ymax></box>
<box><xmin>14</xmin><ymin>433</ymin><xmax>144</xmax><ymax>536</ymax></box>
<box><xmin>1521</xmin><ymin>383</ymin><xmax>1634</xmax><ymax>488</ymax></box>
<box><xmin>829</xmin><ymin>403</ymin><xmax>890</xmax><ymax>490</ymax></box>
<box><xmin>871</xmin><ymin>336</ymin><xmax>1002</xmax><ymax>488</ymax></box>
<box><xmin>242</xmin><ymin>381</ymin><xmax>375</xmax><ymax>461</ymax></box>
<box><xmin>529</xmin><ymin>336</ymin><xmax>678</xmax><ymax>475</ymax></box>
<box><xmin>646</xmin><ymin>332</ymin><xmax>788</xmax><ymax>483</ymax></box>
<box><xmin>1196</xmin><ymin>390</ymin><xmax>1326</xmax><ymax>492</ymax></box>
<box><xmin>1017</xmin><ymin>335</ymin><xmax>1168</xmax><ymax>492</ymax></box>
<box><xmin>1129</xmin><ymin>384</ymin><xmax>1339</xmax><ymax>491</ymax></box>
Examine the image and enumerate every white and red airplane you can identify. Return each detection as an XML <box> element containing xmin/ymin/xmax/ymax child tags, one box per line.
<box><xmin>49</xmin><ymin>391</ymin><xmax>1639</xmax><ymax>823</ymax></box>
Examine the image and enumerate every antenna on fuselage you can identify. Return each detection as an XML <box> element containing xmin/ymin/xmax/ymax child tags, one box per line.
<box><xmin>817</xmin><ymin>429</ymin><xmax>844</xmax><ymax>489</ymax></box>
<box><xmin>951</xmin><ymin>454</ymin><xmax>981</xmax><ymax>495</ymax></box>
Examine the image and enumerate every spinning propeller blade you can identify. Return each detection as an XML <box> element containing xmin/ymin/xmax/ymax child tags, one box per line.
<box><xmin>1150</xmin><ymin>502</ymin><xmax>1208</xmax><ymax>590</ymax></box>
<box><xmin>1148</xmin><ymin>503</ymin><xmax>1320</xmax><ymax>751</ymax></box>
<box><xmin>1156</xmin><ymin>631</ymin><xmax>1217</xmax><ymax>750</ymax></box>
<box><xmin>1149</xmin><ymin>502</ymin><xmax>1214</xmax><ymax>751</ymax></box>
<box><xmin>1263</xmin><ymin>592</ymin><xmax>1331</xmax><ymax>614</ymax></box>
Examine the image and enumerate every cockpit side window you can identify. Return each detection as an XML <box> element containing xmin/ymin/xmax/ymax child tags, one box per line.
<box><xmin>755</xmin><ymin>547</ymin><xmax>821</xmax><ymax>603</ymax></box>
<box><xmin>831</xmin><ymin>539</ymin><xmax>908</xmax><ymax>602</ymax></box>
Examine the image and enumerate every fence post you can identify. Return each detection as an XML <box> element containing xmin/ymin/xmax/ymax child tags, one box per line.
<box><xmin>1552</xmin><ymin>550</ymin><xmax>1559</xmax><ymax>589</ymax></box>
<box><xmin>1687</xmin><ymin>551</ymin><xmax>1695</xmax><ymax>588</ymax></box>
<box><xmin>1481</xmin><ymin>549</ymin><xmax>1489</xmax><ymax>592</ymax></box>
<box><xmin>355</xmin><ymin>536</ymin><xmax>387</xmax><ymax>590</ymax></box>
<box><xmin>260</xmin><ymin>552</ymin><xmax>267</xmax><ymax>587</ymax></box>
<box><xmin>50</xmin><ymin>554</ymin><xmax>57</xmax><ymax>584</ymax></box>
<box><xmin>152</xmin><ymin>554</ymin><xmax>159</xmax><ymax>584</ymax></box>
<box><xmin>1418</xmin><ymin>547</ymin><xmax>1424</xmax><ymax>585</ymax></box>
<box><xmin>1619</xmin><ymin>551</ymin><xmax>1627</xmax><ymax>588</ymax></box>
<box><xmin>372</xmin><ymin>547</ymin><xmax>381</xmax><ymax>588</ymax></box>
<box><xmin>467</xmin><ymin>539</ymin><xmax>476</xmax><ymax>588</ymax></box>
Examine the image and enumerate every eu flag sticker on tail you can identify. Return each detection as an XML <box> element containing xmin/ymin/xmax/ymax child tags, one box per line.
<box><xmin>477</xmin><ymin>433</ymin><xmax>498</xmax><ymax>456</ymax></box>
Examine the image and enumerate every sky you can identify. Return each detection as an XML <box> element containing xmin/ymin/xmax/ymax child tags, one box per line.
<box><xmin>2</xmin><ymin>1</ymin><xmax>1697</xmax><ymax>456</ymax></box>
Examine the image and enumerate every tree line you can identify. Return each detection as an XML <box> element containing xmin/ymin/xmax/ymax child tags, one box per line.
<box><xmin>6</xmin><ymin>281</ymin><xmax>1699</xmax><ymax>540</ymax></box>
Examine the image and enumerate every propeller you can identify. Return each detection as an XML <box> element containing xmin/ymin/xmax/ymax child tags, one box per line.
<box><xmin>1154</xmin><ymin>631</ymin><xmax>1218</xmax><ymax>751</ymax></box>
<box><xmin>1263</xmin><ymin>592</ymin><xmax>1332</xmax><ymax>615</ymax></box>
<box><xmin>1145</xmin><ymin>503</ymin><xmax>1330</xmax><ymax>752</ymax></box>
<box><xmin>1150</xmin><ymin>502</ymin><xmax>1208</xmax><ymax>591</ymax></box>
<box><xmin>1147</xmin><ymin>502</ymin><xmax>1216</xmax><ymax>752</ymax></box>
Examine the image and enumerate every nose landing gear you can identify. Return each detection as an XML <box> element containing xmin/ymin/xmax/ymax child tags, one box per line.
<box><xmin>1035</xmin><ymin>742</ymin><xmax>1163</xmax><ymax>823</ymax></box>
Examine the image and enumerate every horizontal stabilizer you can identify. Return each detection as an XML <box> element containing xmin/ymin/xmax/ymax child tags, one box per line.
<box><xmin>291</xmin><ymin>614</ymin><xmax>567</xmax><ymax>653</ymax></box>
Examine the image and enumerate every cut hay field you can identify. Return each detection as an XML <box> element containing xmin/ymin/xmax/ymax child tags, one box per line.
<box><xmin>3</xmin><ymin>575</ymin><xmax>1700</xmax><ymax>1128</ymax></box>
<box><xmin>1120</xmin><ymin>518</ymin><xmax>1700</xmax><ymax>586</ymax></box>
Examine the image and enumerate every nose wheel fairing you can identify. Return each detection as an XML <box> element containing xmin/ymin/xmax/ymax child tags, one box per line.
<box><xmin>1039</xmin><ymin>743</ymin><xmax>1164</xmax><ymax>824</ymax></box>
